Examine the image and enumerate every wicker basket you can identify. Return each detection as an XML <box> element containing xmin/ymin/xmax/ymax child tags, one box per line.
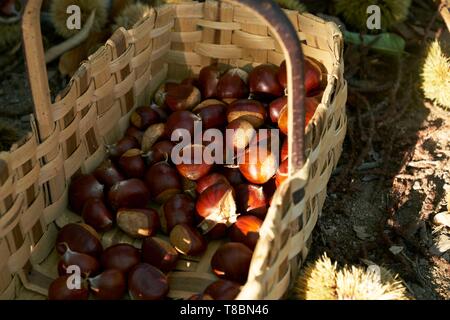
<box><xmin>0</xmin><ymin>0</ymin><xmax>347</xmax><ymax>300</ymax></box>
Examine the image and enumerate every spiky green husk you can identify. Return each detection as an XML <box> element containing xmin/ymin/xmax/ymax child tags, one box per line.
<box><xmin>112</xmin><ymin>2</ymin><xmax>153</xmax><ymax>31</ymax></box>
<box><xmin>50</xmin><ymin>0</ymin><xmax>108</xmax><ymax>38</ymax></box>
<box><xmin>421</xmin><ymin>40</ymin><xmax>450</xmax><ymax>110</ymax></box>
<box><xmin>334</xmin><ymin>0</ymin><xmax>411</xmax><ymax>31</ymax></box>
<box><xmin>295</xmin><ymin>254</ymin><xmax>409</xmax><ymax>300</ymax></box>
<box><xmin>0</xmin><ymin>23</ymin><xmax>21</xmax><ymax>52</ymax></box>
<box><xmin>276</xmin><ymin>0</ymin><xmax>306</xmax><ymax>12</ymax></box>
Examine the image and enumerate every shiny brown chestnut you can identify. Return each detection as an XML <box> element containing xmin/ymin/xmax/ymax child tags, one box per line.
<box><xmin>118</xmin><ymin>148</ymin><xmax>145</xmax><ymax>179</ymax></box>
<box><xmin>164</xmin><ymin>110</ymin><xmax>202</xmax><ymax>140</ymax></box>
<box><xmin>169</xmin><ymin>223</ymin><xmax>207</xmax><ymax>256</ymax></box>
<box><xmin>275</xmin><ymin>158</ymin><xmax>288</xmax><ymax>187</ymax></box>
<box><xmin>68</xmin><ymin>174</ymin><xmax>104</xmax><ymax>214</ymax></box>
<box><xmin>235</xmin><ymin>184</ymin><xmax>269</xmax><ymax>219</ymax></box>
<box><xmin>88</xmin><ymin>269</ymin><xmax>126</xmax><ymax>300</ymax></box>
<box><xmin>198</xmin><ymin>64</ymin><xmax>227</xmax><ymax>99</ymax></box>
<box><xmin>196</xmin><ymin>173</ymin><xmax>229</xmax><ymax>194</ymax></box>
<box><xmin>56</xmin><ymin>223</ymin><xmax>103</xmax><ymax>257</ymax></box>
<box><xmin>141</xmin><ymin>123</ymin><xmax>165</xmax><ymax>153</ymax></box>
<box><xmin>226</xmin><ymin>99</ymin><xmax>266</xmax><ymax>128</ymax></box>
<box><xmin>107</xmin><ymin>136</ymin><xmax>140</xmax><ymax>160</ymax></box>
<box><xmin>100</xmin><ymin>243</ymin><xmax>140</xmax><ymax>274</ymax></box>
<box><xmin>195</xmin><ymin>182</ymin><xmax>236</xmax><ymax>238</ymax></box>
<box><xmin>116</xmin><ymin>208</ymin><xmax>160</xmax><ymax>239</ymax></box>
<box><xmin>277</xmin><ymin>95</ymin><xmax>319</xmax><ymax>135</ymax></box>
<box><xmin>277</xmin><ymin>58</ymin><xmax>323</xmax><ymax>95</ymax></box>
<box><xmin>239</xmin><ymin>147</ymin><xmax>278</xmax><ymax>185</ymax></box>
<box><xmin>248</xmin><ymin>64</ymin><xmax>284</xmax><ymax>99</ymax></box>
<box><xmin>108</xmin><ymin>178</ymin><xmax>150</xmax><ymax>210</ymax></box>
<box><xmin>150</xmin><ymin>103</ymin><xmax>169</xmax><ymax>121</ymax></box>
<box><xmin>229</xmin><ymin>215</ymin><xmax>262</xmax><ymax>250</ymax></box>
<box><xmin>165</xmin><ymin>83</ymin><xmax>201</xmax><ymax>112</ymax></box>
<box><xmin>93</xmin><ymin>159</ymin><xmax>125</xmax><ymax>189</ymax></box>
<box><xmin>216</xmin><ymin>68</ymin><xmax>249</xmax><ymax>103</ymax></box>
<box><xmin>176</xmin><ymin>144</ymin><xmax>213</xmax><ymax>181</ymax></box>
<box><xmin>57</xmin><ymin>243</ymin><xmax>100</xmax><ymax>277</ymax></box>
<box><xmin>281</xmin><ymin>138</ymin><xmax>288</xmax><ymax>161</ymax></box>
<box><xmin>162</xmin><ymin>193</ymin><xmax>195</xmax><ymax>233</ymax></box>
<box><xmin>81</xmin><ymin>198</ymin><xmax>114</xmax><ymax>232</ymax></box>
<box><xmin>130</xmin><ymin>106</ymin><xmax>160</xmax><ymax>130</ymax></box>
<box><xmin>154</xmin><ymin>82</ymin><xmax>178</xmax><ymax>107</ymax></box>
<box><xmin>203</xmin><ymin>280</ymin><xmax>241</xmax><ymax>300</ymax></box>
<box><xmin>125</xmin><ymin>126</ymin><xmax>144</xmax><ymax>145</ymax></box>
<box><xmin>146</xmin><ymin>140</ymin><xmax>175</xmax><ymax>166</ymax></box>
<box><xmin>194</xmin><ymin>103</ymin><xmax>227</xmax><ymax>130</ymax></box>
<box><xmin>145</xmin><ymin>161</ymin><xmax>182</xmax><ymax>203</ymax></box>
<box><xmin>225</xmin><ymin>119</ymin><xmax>256</xmax><ymax>151</ymax></box>
<box><xmin>128</xmin><ymin>263</ymin><xmax>169</xmax><ymax>300</ymax></box>
<box><xmin>48</xmin><ymin>275</ymin><xmax>89</xmax><ymax>300</ymax></box>
<box><xmin>211</xmin><ymin>242</ymin><xmax>253</xmax><ymax>284</ymax></box>
<box><xmin>141</xmin><ymin>237</ymin><xmax>179</xmax><ymax>273</ymax></box>
<box><xmin>269</xmin><ymin>96</ymin><xmax>286</xmax><ymax>123</ymax></box>
<box><xmin>221</xmin><ymin>167</ymin><xmax>246</xmax><ymax>186</ymax></box>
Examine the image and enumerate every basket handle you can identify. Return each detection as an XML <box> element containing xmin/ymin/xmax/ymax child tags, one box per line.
<box><xmin>22</xmin><ymin>0</ymin><xmax>53</xmax><ymax>141</ymax></box>
<box><xmin>225</xmin><ymin>0</ymin><xmax>306</xmax><ymax>172</ymax></box>
<box><xmin>21</xmin><ymin>0</ymin><xmax>306</xmax><ymax>170</ymax></box>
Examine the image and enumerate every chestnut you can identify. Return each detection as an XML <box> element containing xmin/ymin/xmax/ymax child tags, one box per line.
<box><xmin>248</xmin><ymin>64</ymin><xmax>284</xmax><ymax>99</ymax></box>
<box><xmin>196</xmin><ymin>173</ymin><xmax>229</xmax><ymax>194</ymax></box>
<box><xmin>88</xmin><ymin>269</ymin><xmax>126</xmax><ymax>300</ymax></box>
<box><xmin>221</xmin><ymin>167</ymin><xmax>246</xmax><ymax>186</ymax></box>
<box><xmin>125</xmin><ymin>126</ymin><xmax>144</xmax><ymax>145</ymax></box>
<box><xmin>277</xmin><ymin>95</ymin><xmax>319</xmax><ymax>135</ymax></box>
<box><xmin>162</xmin><ymin>193</ymin><xmax>195</xmax><ymax>233</ymax></box>
<box><xmin>281</xmin><ymin>138</ymin><xmax>288</xmax><ymax>161</ymax></box>
<box><xmin>239</xmin><ymin>147</ymin><xmax>278</xmax><ymax>185</ymax></box>
<box><xmin>169</xmin><ymin>223</ymin><xmax>207</xmax><ymax>256</ymax></box>
<box><xmin>107</xmin><ymin>136</ymin><xmax>139</xmax><ymax>160</ymax></box>
<box><xmin>141</xmin><ymin>123</ymin><xmax>165</xmax><ymax>153</ymax></box>
<box><xmin>141</xmin><ymin>237</ymin><xmax>179</xmax><ymax>273</ymax></box>
<box><xmin>176</xmin><ymin>144</ymin><xmax>213</xmax><ymax>181</ymax></box>
<box><xmin>278</xmin><ymin>58</ymin><xmax>323</xmax><ymax>95</ymax></box>
<box><xmin>118</xmin><ymin>148</ymin><xmax>145</xmax><ymax>178</ymax></box>
<box><xmin>154</xmin><ymin>82</ymin><xmax>178</xmax><ymax>107</ymax></box>
<box><xmin>229</xmin><ymin>215</ymin><xmax>262</xmax><ymax>250</ymax></box>
<box><xmin>100</xmin><ymin>243</ymin><xmax>140</xmax><ymax>274</ymax></box>
<box><xmin>226</xmin><ymin>99</ymin><xmax>266</xmax><ymax>128</ymax></box>
<box><xmin>150</xmin><ymin>103</ymin><xmax>169</xmax><ymax>121</ymax></box>
<box><xmin>269</xmin><ymin>96</ymin><xmax>286</xmax><ymax>123</ymax></box>
<box><xmin>192</xmin><ymin>99</ymin><xmax>225</xmax><ymax>113</ymax></box>
<box><xmin>57</xmin><ymin>243</ymin><xmax>100</xmax><ymax>277</ymax></box>
<box><xmin>275</xmin><ymin>158</ymin><xmax>288</xmax><ymax>187</ymax></box>
<box><xmin>198</xmin><ymin>64</ymin><xmax>227</xmax><ymax>99</ymax></box>
<box><xmin>108</xmin><ymin>178</ymin><xmax>150</xmax><ymax>210</ymax></box>
<box><xmin>68</xmin><ymin>174</ymin><xmax>104</xmax><ymax>214</ymax></box>
<box><xmin>181</xmin><ymin>77</ymin><xmax>199</xmax><ymax>87</ymax></box>
<box><xmin>235</xmin><ymin>184</ymin><xmax>269</xmax><ymax>219</ymax></box>
<box><xmin>128</xmin><ymin>263</ymin><xmax>169</xmax><ymax>300</ymax></box>
<box><xmin>145</xmin><ymin>161</ymin><xmax>182</xmax><ymax>203</ymax></box>
<box><xmin>204</xmin><ymin>280</ymin><xmax>241</xmax><ymax>300</ymax></box>
<box><xmin>48</xmin><ymin>275</ymin><xmax>89</xmax><ymax>300</ymax></box>
<box><xmin>165</xmin><ymin>83</ymin><xmax>201</xmax><ymax>112</ymax></box>
<box><xmin>216</xmin><ymin>68</ymin><xmax>249</xmax><ymax>103</ymax></box>
<box><xmin>56</xmin><ymin>223</ymin><xmax>103</xmax><ymax>257</ymax></box>
<box><xmin>225</xmin><ymin>119</ymin><xmax>255</xmax><ymax>151</ymax></box>
<box><xmin>194</xmin><ymin>103</ymin><xmax>227</xmax><ymax>130</ymax></box>
<box><xmin>195</xmin><ymin>182</ymin><xmax>236</xmax><ymax>237</ymax></box>
<box><xmin>188</xmin><ymin>293</ymin><xmax>213</xmax><ymax>300</ymax></box>
<box><xmin>164</xmin><ymin>110</ymin><xmax>202</xmax><ymax>140</ymax></box>
<box><xmin>93</xmin><ymin>159</ymin><xmax>125</xmax><ymax>189</ymax></box>
<box><xmin>211</xmin><ymin>242</ymin><xmax>253</xmax><ymax>284</ymax></box>
<box><xmin>182</xmin><ymin>176</ymin><xmax>197</xmax><ymax>199</ymax></box>
<box><xmin>116</xmin><ymin>208</ymin><xmax>160</xmax><ymax>239</ymax></box>
<box><xmin>81</xmin><ymin>198</ymin><xmax>114</xmax><ymax>232</ymax></box>
<box><xmin>146</xmin><ymin>140</ymin><xmax>175</xmax><ymax>166</ymax></box>
<box><xmin>130</xmin><ymin>106</ymin><xmax>160</xmax><ymax>130</ymax></box>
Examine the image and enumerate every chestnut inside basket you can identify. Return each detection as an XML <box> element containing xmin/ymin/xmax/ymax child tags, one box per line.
<box><xmin>0</xmin><ymin>0</ymin><xmax>347</xmax><ymax>300</ymax></box>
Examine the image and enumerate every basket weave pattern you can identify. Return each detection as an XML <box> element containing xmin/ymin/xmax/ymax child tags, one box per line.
<box><xmin>0</xmin><ymin>1</ymin><xmax>347</xmax><ymax>300</ymax></box>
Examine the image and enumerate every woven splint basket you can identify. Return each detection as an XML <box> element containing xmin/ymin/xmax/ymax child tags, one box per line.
<box><xmin>0</xmin><ymin>0</ymin><xmax>347</xmax><ymax>300</ymax></box>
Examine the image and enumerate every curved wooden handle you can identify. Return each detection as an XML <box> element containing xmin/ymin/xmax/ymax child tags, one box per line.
<box><xmin>22</xmin><ymin>0</ymin><xmax>53</xmax><ymax>141</ymax></box>
<box><xmin>21</xmin><ymin>0</ymin><xmax>306</xmax><ymax>169</ymax></box>
<box><xmin>226</xmin><ymin>0</ymin><xmax>306</xmax><ymax>171</ymax></box>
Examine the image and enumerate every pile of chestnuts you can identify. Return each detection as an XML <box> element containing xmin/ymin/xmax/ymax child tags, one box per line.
<box><xmin>49</xmin><ymin>58</ymin><xmax>324</xmax><ymax>300</ymax></box>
